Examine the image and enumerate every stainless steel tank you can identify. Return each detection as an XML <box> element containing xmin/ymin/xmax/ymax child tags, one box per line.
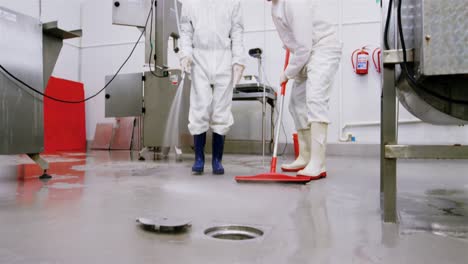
<box><xmin>395</xmin><ymin>0</ymin><xmax>468</xmax><ymax>125</ymax></box>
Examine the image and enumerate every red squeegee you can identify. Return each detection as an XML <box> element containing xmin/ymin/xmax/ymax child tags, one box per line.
<box><xmin>235</xmin><ymin>50</ymin><xmax>313</xmax><ymax>184</ymax></box>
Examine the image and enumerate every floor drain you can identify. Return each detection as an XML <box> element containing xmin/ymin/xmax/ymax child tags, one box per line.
<box><xmin>204</xmin><ymin>226</ymin><xmax>264</xmax><ymax>241</ymax></box>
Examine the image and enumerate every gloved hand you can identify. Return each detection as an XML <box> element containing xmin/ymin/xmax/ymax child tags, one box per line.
<box><xmin>232</xmin><ymin>64</ymin><xmax>245</xmax><ymax>87</ymax></box>
<box><xmin>180</xmin><ymin>56</ymin><xmax>193</xmax><ymax>74</ymax></box>
<box><xmin>279</xmin><ymin>71</ymin><xmax>289</xmax><ymax>85</ymax></box>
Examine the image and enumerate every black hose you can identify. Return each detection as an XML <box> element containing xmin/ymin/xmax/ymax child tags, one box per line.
<box><xmin>383</xmin><ymin>0</ymin><xmax>394</xmax><ymax>50</ymax></box>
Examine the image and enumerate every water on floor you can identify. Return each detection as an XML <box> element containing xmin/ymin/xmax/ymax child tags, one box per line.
<box><xmin>0</xmin><ymin>151</ymin><xmax>467</xmax><ymax>264</ymax></box>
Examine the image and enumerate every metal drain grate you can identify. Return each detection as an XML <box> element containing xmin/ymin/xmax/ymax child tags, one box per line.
<box><xmin>204</xmin><ymin>226</ymin><xmax>264</xmax><ymax>241</ymax></box>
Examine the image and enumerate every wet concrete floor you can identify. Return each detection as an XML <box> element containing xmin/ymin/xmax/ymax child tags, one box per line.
<box><xmin>0</xmin><ymin>151</ymin><xmax>467</xmax><ymax>263</ymax></box>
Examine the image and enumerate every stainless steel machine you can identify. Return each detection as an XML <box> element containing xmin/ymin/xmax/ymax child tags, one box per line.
<box><xmin>380</xmin><ymin>0</ymin><xmax>468</xmax><ymax>222</ymax></box>
<box><xmin>107</xmin><ymin>0</ymin><xmax>191</xmax><ymax>160</ymax></box>
<box><xmin>0</xmin><ymin>6</ymin><xmax>81</xmax><ymax>178</ymax></box>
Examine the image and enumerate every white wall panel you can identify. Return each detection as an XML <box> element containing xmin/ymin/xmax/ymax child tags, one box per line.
<box><xmin>342</xmin><ymin>0</ymin><xmax>381</xmax><ymax>24</ymax></box>
<box><xmin>0</xmin><ymin>0</ymin><xmax>39</xmax><ymax>18</ymax></box>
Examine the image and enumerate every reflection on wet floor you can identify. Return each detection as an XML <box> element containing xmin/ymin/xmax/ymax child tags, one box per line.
<box><xmin>399</xmin><ymin>189</ymin><xmax>468</xmax><ymax>241</ymax></box>
<box><xmin>0</xmin><ymin>151</ymin><xmax>467</xmax><ymax>263</ymax></box>
<box><xmin>15</xmin><ymin>156</ymin><xmax>86</xmax><ymax>204</ymax></box>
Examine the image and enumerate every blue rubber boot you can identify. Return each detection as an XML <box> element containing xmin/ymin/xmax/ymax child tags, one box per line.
<box><xmin>212</xmin><ymin>133</ymin><xmax>225</xmax><ymax>175</ymax></box>
<box><xmin>192</xmin><ymin>132</ymin><xmax>206</xmax><ymax>174</ymax></box>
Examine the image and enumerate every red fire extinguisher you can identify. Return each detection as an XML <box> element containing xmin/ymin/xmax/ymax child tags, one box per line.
<box><xmin>351</xmin><ymin>48</ymin><xmax>369</xmax><ymax>75</ymax></box>
<box><xmin>372</xmin><ymin>48</ymin><xmax>382</xmax><ymax>73</ymax></box>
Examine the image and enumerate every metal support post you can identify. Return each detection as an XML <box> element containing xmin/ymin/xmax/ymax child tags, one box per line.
<box><xmin>381</xmin><ymin>64</ymin><xmax>398</xmax><ymax>223</ymax></box>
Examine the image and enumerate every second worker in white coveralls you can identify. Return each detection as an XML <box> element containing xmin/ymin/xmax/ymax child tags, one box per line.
<box><xmin>179</xmin><ymin>0</ymin><xmax>245</xmax><ymax>175</ymax></box>
<box><xmin>267</xmin><ymin>0</ymin><xmax>342</xmax><ymax>180</ymax></box>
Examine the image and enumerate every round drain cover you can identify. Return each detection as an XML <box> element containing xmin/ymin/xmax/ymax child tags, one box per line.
<box><xmin>137</xmin><ymin>217</ymin><xmax>191</xmax><ymax>233</ymax></box>
<box><xmin>205</xmin><ymin>226</ymin><xmax>264</xmax><ymax>241</ymax></box>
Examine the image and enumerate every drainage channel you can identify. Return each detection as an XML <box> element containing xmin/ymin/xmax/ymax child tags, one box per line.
<box><xmin>204</xmin><ymin>226</ymin><xmax>264</xmax><ymax>241</ymax></box>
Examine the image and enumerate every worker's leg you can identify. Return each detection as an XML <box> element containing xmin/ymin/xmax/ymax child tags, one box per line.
<box><xmin>282</xmin><ymin>77</ymin><xmax>311</xmax><ymax>172</ymax></box>
<box><xmin>298</xmin><ymin>45</ymin><xmax>342</xmax><ymax>179</ymax></box>
<box><xmin>210</xmin><ymin>51</ymin><xmax>234</xmax><ymax>175</ymax></box>
<box><xmin>189</xmin><ymin>51</ymin><xmax>213</xmax><ymax>173</ymax></box>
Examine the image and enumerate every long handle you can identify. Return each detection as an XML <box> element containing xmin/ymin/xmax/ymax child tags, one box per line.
<box><xmin>270</xmin><ymin>50</ymin><xmax>291</xmax><ymax>173</ymax></box>
<box><xmin>260</xmin><ymin>58</ymin><xmax>266</xmax><ymax>160</ymax></box>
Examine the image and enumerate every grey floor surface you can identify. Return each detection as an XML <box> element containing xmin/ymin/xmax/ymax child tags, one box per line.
<box><xmin>0</xmin><ymin>151</ymin><xmax>467</xmax><ymax>264</ymax></box>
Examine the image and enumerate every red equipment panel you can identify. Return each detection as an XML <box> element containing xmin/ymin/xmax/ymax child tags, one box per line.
<box><xmin>44</xmin><ymin>77</ymin><xmax>86</xmax><ymax>153</ymax></box>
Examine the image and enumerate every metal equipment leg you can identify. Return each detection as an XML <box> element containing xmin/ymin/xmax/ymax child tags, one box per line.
<box><xmin>174</xmin><ymin>146</ymin><xmax>183</xmax><ymax>162</ymax></box>
<box><xmin>163</xmin><ymin>147</ymin><xmax>170</xmax><ymax>159</ymax></box>
<box><xmin>139</xmin><ymin>147</ymin><xmax>149</xmax><ymax>161</ymax></box>
<box><xmin>271</xmin><ymin>104</ymin><xmax>274</xmax><ymax>154</ymax></box>
<box><xmin>381</xmin><ymin>65</ymin><xmax>398</xmax><ymax>223</ymax></box>
<box><xmin>262</xmin><ymin>97</ymin><xmax>266</xmax><ymax>158</ymax></box>
<box><xmin>259</xmin><ymin>57</ymin><xmax>266</xmax><ymax>159</ymax></box>
<box><xmin>27</xmin><ymin>153</ymin><xmax>51</xmax><ymax>179</ymax></box>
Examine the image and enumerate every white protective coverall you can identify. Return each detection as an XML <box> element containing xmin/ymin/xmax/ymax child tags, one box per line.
<box><xmin>271</xmin><ymin>0</ymin><xmax>342</xmax><ymax>128</ymax></box>
<box><xmin>179</xmin><ymin>0</ymin><xmax>245</xmax><ymax>136</ymax></box>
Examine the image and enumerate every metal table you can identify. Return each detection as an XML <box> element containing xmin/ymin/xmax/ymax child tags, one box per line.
<box><xmin>233</xmin><ymin>83</ymin><xmax>277</xmax><ymax>155</ymax></box>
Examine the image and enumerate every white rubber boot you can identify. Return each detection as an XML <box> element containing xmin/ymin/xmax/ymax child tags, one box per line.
<box><xmin>298</xmin><ymin>122</ymin><xmax>328</xmax><ymax>180</ymax></box>
<box><xmin>281</xmin><ymin>128</ymin><xmax>311</xmax><ymax>172</ymax></box>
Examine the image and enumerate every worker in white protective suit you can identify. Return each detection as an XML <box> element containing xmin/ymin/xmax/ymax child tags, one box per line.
<box><xmin>179</xmin><ymin>0</ymin><xmax>245</xmax><ymax>175</ymax></box>
<box><xmin>267</xmin><ymin>0</ymin><xmax>342</xmax><ymax>180</ymax></box>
